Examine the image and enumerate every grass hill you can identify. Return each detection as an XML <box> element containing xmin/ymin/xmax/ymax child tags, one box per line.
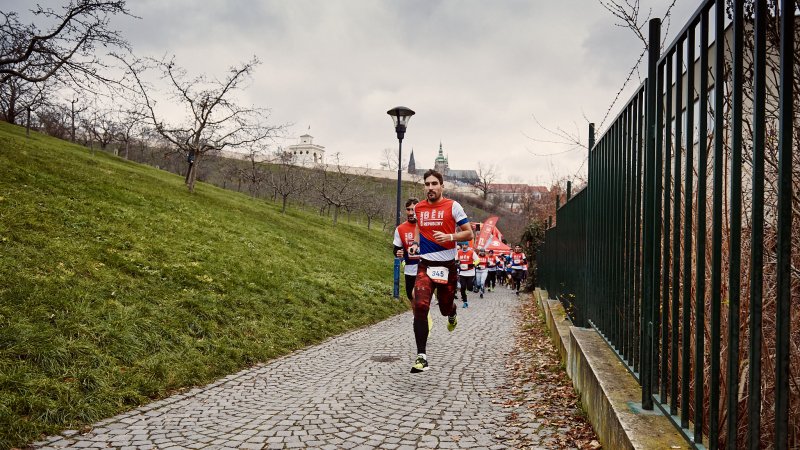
<box><xmin>0</xmin><ymin>122</ymin><xmax>407</xmax><ymax>448</ymax></box>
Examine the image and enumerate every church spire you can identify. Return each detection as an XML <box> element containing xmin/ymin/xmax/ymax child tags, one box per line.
<box><xmin>407</xmin><ymin>148</ymin><xmax>416</xmax><ymax>174</ymax></box>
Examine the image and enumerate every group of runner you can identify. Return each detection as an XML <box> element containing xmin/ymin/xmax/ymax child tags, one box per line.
<box><xmin>392</xmin><ymin>168</ymin><xmax>528</xmax><ymax>373</ymax></box>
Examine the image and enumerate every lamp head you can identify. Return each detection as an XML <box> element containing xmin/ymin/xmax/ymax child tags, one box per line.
<box><xmin>387</xmin><ymin>106</ymin><xmax>415</xmax><ymax>140</ymax></box>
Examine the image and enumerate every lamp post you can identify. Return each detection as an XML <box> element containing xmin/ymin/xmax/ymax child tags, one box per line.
<box><xmin>387</xmin><ymin>106</ymin><xmax>415</xmax><ymax>299</ymax></box>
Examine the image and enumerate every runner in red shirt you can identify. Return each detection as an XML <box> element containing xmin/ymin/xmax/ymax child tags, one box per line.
<box><xmin>510</xmin><ymin>244</ymin><xmax>528</xmax><ymax>296</ymax></box>
<box><xmin>457</xmin><ymin>243</ymin><xmax>479</xmax><ymax>305</ymax></box>
<box><xmin>407</xmin><ymin>169</ymin><xmax>473</xmax><ymax>373</ymax></box>
<box><xmin>393</xmin><ymin>197</ymin><xmax>420</xmax><ymax>301</ymax></box>
<box><xmin>486</xmin><ymin>249</ymin><xmax>497</xmax><ymax>292</ymax></box>
<box><xmin>475</xmin><ymin>248</ymin><xmax>489</xmax><ymax>298</ymax></box>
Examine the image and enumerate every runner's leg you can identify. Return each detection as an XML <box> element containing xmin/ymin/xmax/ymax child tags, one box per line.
<box><xmin>435</xmin><ymin>265</ymin><xmax>458</xmax><ymax>317</ymax></box>
<box><xmin>413</xmin><ymin>267</ymin><xmax>433</xmax><ymax>355</ymax></box>
<box><xmin>404</xmin><ymin>274</ymin><xmax>416</xmax><ymax>301</ymax></box>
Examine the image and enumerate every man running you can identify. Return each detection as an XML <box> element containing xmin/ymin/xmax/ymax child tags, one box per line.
<box><xmin>510</xmin><ymin>244</ymin><xmax>528</xmax><ymax>296</ymax></box>
<box><xmin>393</xmin><ymin>197</ymin><xmax>420</xmax><ymax>301</ymax></box>
<box><xmin>457</xmin><ymin>242</ymin><xmax>478</xmax><ymax>307</ymax></box>
<box><xmin>486</xmin><ymin>249</ymin><xmax>497</xmax><ymax>292</ymax></box>
<box><xmin>495</xmin><ymin>255</ymin><xmax>505</xmax><ymax>287</ymax></box>
<box><xmin>408</xmin><ymin>169</ymin><xmax>473</xmax><ymax>373</ymax></box>
<box><xmin>475</xmin><ymin>248</ymin><xmax>489</xmax><ymax>298</ymax></box>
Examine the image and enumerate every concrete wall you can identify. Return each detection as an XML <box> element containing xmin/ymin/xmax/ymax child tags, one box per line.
<box><xmin>534</xmin><ymin>289</ymin><xmax>688</xmax><ymax>450</ymax></box>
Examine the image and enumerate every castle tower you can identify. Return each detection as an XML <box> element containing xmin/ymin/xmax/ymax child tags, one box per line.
<box><xmin>434</xmin><ymin>142</ymin><xmax>449</xmax><ymax>174</ymax></box>
<box><xmin>407</xmin><ymin>148</ymin><xmax>416</xmax><ymax>174</ymax></box>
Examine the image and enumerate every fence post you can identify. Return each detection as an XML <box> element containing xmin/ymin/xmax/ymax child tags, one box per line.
<box><xmin>567</xmin><ymin>181</ymin><xmax>572</xmax><ymax>201</ymax></box>
<box><xmin>775</xmin><ymin>0</ymin><xmax>794</xmax><ymax>446</ymax></box>
<box><xmin>641</xmin><ymin>17</ymin><xmax>660</xmax><ymax>411</ymax></box>
<box><xmin>586</xmin><ymin>123</ymin><xmax>594</xmax><ymax>329</ymax></box>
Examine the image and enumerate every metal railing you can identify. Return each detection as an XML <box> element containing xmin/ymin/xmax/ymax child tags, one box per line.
<box><xmin>537</xmin><ymin>1</ymin><xmax>796</xmax><ymax>448</ymax></box>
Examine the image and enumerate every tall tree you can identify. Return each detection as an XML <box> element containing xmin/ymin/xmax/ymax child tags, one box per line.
<box><xmin>267</xmin><ymin>151</ymin><xmax>308</xmax><ymax>214</ymax></box>
<box><xmin>315</xmin><ymin>155</ymin><xmax>367</xmax><ymax>225</ymax></box>
<box><xmin>359</xmin><ymin>185</ymin><xmax>391</xmax><ymax>230</ymax></box>
<box><xmin>379</xmin><ymin>147</ymin><xmax>408</xmax><ymax>171</ymax></box>
<box><xmin>474</xmin><ymin>161</ymin><xmax>499</xmax><ymax>201</ymax></box>
<box><xmin>121</xmin><ymin>56</ymin><xmax>281</xmax><ymax>192</ymax></box>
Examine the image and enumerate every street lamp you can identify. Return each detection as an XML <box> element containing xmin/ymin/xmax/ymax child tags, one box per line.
<box><xmin>387</xmin><ymin>106</ymin><xmax>415</xmax><ymax>299</ymax></box>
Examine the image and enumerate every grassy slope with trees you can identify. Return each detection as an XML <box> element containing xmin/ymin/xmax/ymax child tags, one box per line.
<box><xmin>0</xmin><ymin>122</ymin><xmax>408</xmax><ymax>448</ymax></box>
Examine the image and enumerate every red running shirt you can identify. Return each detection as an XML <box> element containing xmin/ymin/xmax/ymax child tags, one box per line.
<box><xmin>414</xmin><ymin>197</ymin><xmax>469</xmax><ymax>262</ymax></box>
<box><xmin>393</xmin><ymin>220</ymin><xmax>420</xmax><ymax>275</ymax></box>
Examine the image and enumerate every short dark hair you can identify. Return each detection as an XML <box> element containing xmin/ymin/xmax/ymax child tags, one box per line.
<box><xmin>405</xmin><ymin>197</ymin><xmax>419</xmax><ymax>208</ymax></box>
<box><xmin>423</xmin><ymin>169</ymin><xmax>444</xmax><ymax>185</ymax></box>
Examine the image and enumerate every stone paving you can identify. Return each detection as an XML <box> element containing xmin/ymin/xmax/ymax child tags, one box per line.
<box><xmin>32</xmin><ymin>288</ymin><xmax>551</xmax><ymax>449</ymax></box>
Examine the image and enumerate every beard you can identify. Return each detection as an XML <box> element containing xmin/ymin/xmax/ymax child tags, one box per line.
<box><xmin>408</xmin><ymin>216</ymin><xmax>417</xmax><ymax>224</ymax></box>
<box><xmin>427</xmin><ymin>190</ymin><xmax>441</xmax><ymax>201</ymax></box>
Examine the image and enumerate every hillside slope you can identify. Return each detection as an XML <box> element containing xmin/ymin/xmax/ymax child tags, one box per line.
<box><xmin>0</xmin><ymin>122</ymin><xmax>407</xmax><ymax>448</ymax></box>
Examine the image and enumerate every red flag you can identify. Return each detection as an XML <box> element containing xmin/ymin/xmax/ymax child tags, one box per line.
<box><xmin>476</xmin><ymin>216</ymin><xmax>498</xmax><ymax>250</ymax></box>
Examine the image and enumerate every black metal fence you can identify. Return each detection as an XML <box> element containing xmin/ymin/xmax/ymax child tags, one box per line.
<box><xmin>537</xmin><ymin>0</ymin><xmax>796</xmax><ymax>448</ymax></box>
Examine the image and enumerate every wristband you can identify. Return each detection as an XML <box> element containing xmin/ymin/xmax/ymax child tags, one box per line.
<box><xmin>449</xmin><ymin>234</ymin><xmax>453</xmax><ymax>242</ymax></box>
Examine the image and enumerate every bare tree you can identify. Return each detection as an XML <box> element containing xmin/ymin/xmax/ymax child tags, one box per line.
<box><xmin>315</xmin><ymin>154</ymin><xmax>367</xmax><ymax>225</ymax></box>
<box><xmin>379</xmin><ymin>147</ymin><xmax>407</xmax><ymax>171</ymax></box>
<box><xmin>35</xmin><ymin>101</ymin><xmax>71</xmax><ymax>139</ymax></box>
<box><xmin>241</xmin><ymin>147</ymin><xmax>268</xmax><ymax>197</ymax></box>
<box><xmin>267</xmin><ymin>151</ymin><xmax>308</xmax><ymax>213</ymax></box>
<box><xmin>0</xmin><ymin>1</ymin><xmax>132</xmax><ymax>86</ymax></box>
<box><xmin>114</xmin><ymin>107</ymin><xmax>146</xmax><ymax>159</ymax></box>
<box><xmin>474</xmin><ymin>161</ymin><xmax>499</xmax><ymax>201</ymax></box>
<box><xmin>120</xmin><ymin>55</ymin><xmax>281</xmax><ymax>192</ymax></box>
<box><xmin>0</xmin><ymin>76</ymin><xmax>52</xmax><ymax>125</ymax></box>
<box><xmin>82</xmin><ymin>107</ymin><xmax>118</xmax><ymax>151</ymax></box>
<box><xmin>359</xmin><ymin>187</ymin><xmax>391</xmax><ymax>230</ymax></box>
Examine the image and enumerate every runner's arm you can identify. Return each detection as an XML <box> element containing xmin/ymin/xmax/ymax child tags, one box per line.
<box><xmin>393</xmin><ymin>228</ymin><xmax>404</xmax><ymax>258</ymax></box>
<box><xmin>409</xmin><ymin>222</ymin><xmax>420</xmax><ymax>255</ymax></box>
<box><xmin>451</xmin><ymin>222</ymin><xmax>474</xmax><ymax>243</ymax></box>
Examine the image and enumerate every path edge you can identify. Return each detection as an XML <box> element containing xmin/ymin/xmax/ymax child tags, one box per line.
<box><xmin>533</xmin><ymin>288</ymin><xmax>688</xmax><ymax>450</ymax></box>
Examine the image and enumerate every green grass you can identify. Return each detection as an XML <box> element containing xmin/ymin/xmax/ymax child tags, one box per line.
<box><xmin>0</xmin><ymin>122</ymin><xmax>408</xmax><ymax>449</ymax></box>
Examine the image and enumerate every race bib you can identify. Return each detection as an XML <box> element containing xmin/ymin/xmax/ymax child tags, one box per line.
<box><xmin>427</xmin><ymin>266</ymin><xmax>450</xmax><ymax>284</ymax></box>
<box><xmin>459</xmin><ymin>264</ymin><xmax>469</xmax><ymax>271</ymax></box>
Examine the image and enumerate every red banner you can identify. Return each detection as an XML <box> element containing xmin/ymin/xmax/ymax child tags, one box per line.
<box><xmin>475</xmin><ymin>216</ymin><xmax>499</xmax><ymax>250</ymax></box>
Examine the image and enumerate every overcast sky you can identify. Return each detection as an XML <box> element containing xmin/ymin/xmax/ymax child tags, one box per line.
<box><xmin>11</xmin><ymin>0</ymin><xmax>700</xmax><ymax>185</ymax></box>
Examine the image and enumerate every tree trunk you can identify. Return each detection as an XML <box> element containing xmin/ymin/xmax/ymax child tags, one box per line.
<box><xmin>187</xmin><ymin>156</ymin><xmax>200</xmax><ymax>193</ymax></box>
<box><xmin>333</xmin><ymin>205</ymin><xmax>340</xmax><ymax>225</ymax></box>
<box><xmin>282</xmin><ymin>195</ymin><xmax>288</xmax><ymax>213</ymax></box>
<box><xmin>367</xmin><ymin>216</ymin><xmax>372</xmax><ymax>230</ymax></box>
<box><xmin>185</xmin><ymin>162</ymin><xmax>193</xmax><ymax>184</ymax></box>
<box><xmin>5</xmin><ymin>84</ymin><xmax>17</xmax><ymax>125</ymax></box>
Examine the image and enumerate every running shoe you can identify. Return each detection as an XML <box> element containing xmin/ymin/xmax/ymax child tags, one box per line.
<box><xmin>462</xmin><ymin>301</ymin><xmax>469</xmax><ymax>309</ymax></box>
<box><xmin>447</xmin><ymin>314</ymin><xmax>458</xmax><ymax>332</ymax></box>
<box><xmin>427</xmin><ymin>311</ymin><xmax>433</xmax><ymax>331</ymax></box>
<box><xmin>410</xmin><ymin>355</ymin><xmax>429</xmax><ymax>373</ymax></box>
<box><xmin>480</xmin><ymin>293</ymin><xmax>484</xmax><ymax>299</ymax></box>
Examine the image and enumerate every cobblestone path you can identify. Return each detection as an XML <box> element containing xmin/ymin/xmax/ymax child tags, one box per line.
<box><xmin>33</xmin><ymin>288</ymin><xmax>561</xmax><ymax>449</ymax></box>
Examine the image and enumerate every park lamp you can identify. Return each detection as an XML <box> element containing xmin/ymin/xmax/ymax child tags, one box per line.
<box><xmin>387</xmin><ymin>106</ymin><xmax>415</xmax><ymax>141</ymax></box>
<box><xmin>387</xmin><ymin>106</ymin><xmax>415</xmax><ymax>300</ymax></box>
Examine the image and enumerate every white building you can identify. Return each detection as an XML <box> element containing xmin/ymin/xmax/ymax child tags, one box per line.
<box><xmin>285</xmin><ymin>134</ymin><xmax>325</xmax><ymax>167</ymax></box>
